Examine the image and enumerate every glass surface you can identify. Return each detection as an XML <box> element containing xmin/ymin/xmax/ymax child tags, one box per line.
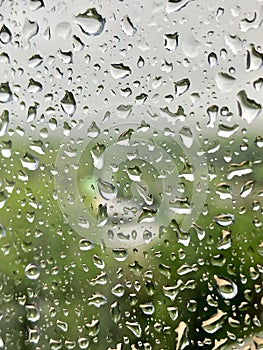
<box><xmin>0</xmin><ymin>0</ymin><xmax>263</xmax><ymax>349</ymax></box>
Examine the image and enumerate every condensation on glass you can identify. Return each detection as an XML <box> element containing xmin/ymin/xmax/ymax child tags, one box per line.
<box><xmin>0</xmin><ymin>0</ymin><xmax>262</xmax><ymax>349</ymax></box>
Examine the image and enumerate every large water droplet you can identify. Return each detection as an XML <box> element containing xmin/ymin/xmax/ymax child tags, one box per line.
<box><xmin>121</xmin><ymin>15</ymin><xmax>137</xmax><ymax>37</ymax></box>
<box><xmin>25</xmin><ymin>263</ymin><xmax>40</xmax><ymax>280</ymax></box>
<box><xmin>214</xmin><ymin>275</ymin><xmax>238</xmax><ymax>299</ymax></box>
<box><xmin>213</xmin><ymin>213</ymin><xmax>235</xmax><ymax>226</ymax></box>
<box><xmin>164</xmin><ymin>32</ymin><xmax>179</xmax><ymax>51</ymax></box>
<box><xmin>60</xmin><ymin>91</ymin><xmax>76</xmax><ymax>116</ymax></box>
<box><xmin>20</xmin><ymin>153</ymin><xmax>39</xmax><ymax>171</ymax></box>
<box><xmin>126</xmin><ymin>321</ymin><xmax>142</xmax><ymax>337</ymax></box>
<box><xmin>0</xmin><ymin>25</ymin><xmax>12</xmax><ymax>44</ymax></box>
<box><xmin>0</xmin><ymin>83</ymin><xmax>12</xmax><ymax>103</ymax></box>
<box><xmin>88</xmin><ymin>293</ymin><xmax>107</xmax><ymax>308</ymax></box>
<box><xmin>97</xmin><ymin>178</ymin><xmax>117</xmax><ymax>200</ymax></box>
<box><xmin>111</xmin><ymin>63</ymin><xmax>131</xmax><ymax>79</ymax></box>
<box><xmin>75</xmin><ymin>8</ymin><xmax>105</xmax><ymax>36</ymax></box>
<box><xmin>237</xmin><ymin>90</ymin><xmax>261</xmax><ymax>124</ymax></box>
<box><xmin>201</xmin><ymin>309</ymin><xmax>227</xmax><ymax>333</ymax></box>
<box><xmin>0</xmin><ymin>110</ymin><xmax>9</xmax><ymax>136</ymax></box>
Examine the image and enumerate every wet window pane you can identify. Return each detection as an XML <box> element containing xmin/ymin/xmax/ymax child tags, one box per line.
<box><xmin>0</xmin><ymin>0</ymin><xmax>263</xmax><ymax>349</ymax></box>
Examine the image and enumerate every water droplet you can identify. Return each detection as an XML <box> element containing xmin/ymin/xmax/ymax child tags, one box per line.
<box><xmin>126</xmin><ymin>321</ymin><xmax>142</xmax><ymax>337</ymax></box>
<box><xmin>57</xmin><ymin>320</ymin><xmax>68</xmax><ymax>332</ymax></box>
<box><xmin>216</xmin><ymin>72</ymin><xmax>236</xmax><ymax>92</ymax></box>
<box><xmin>240</xmin><ymin>179</ymin><xmax>255</xmax><ymax>198</ymax></box>
<box><xmin>121</xmin><ymin>15</ymin><xmax>137</xmax><ymax>37</ymax></box>
<box><xmin>97</xmin><ymin>178</ymin><xmax>117</xmax><ymax>200</ymax></box>
<box><xmin>28</xmin><ymin>0</ymin><xmax>45</xmax><ymax>11</ymax></box>
<box><xmin>96</xmin><ymin>204</ymin><xmax>108</xmax><ymax>226</ymax></box>
<box><xmin>227</xmin><ymin>160</ymin><xmax>253</xmax><ymax>180</ymax></box>
<box><xmin>253</xmin><ymin>77</ymin><xmax>263</xmax><ymax>91</ymax></box>
<box><xmin>110</xmin><ymin>302</ymin><xmax>121</xmax><ymax>323</ymax></box>
<box><xmin>0</xmin><ymin>110</ymin><xmax>9</xmax><ymax>136</ymax></box>
<box><xmin>60</xmin><ymin>91</ymin><xmax>76</xmax><ymax>116</ymax></box>
<box><xmin>75</xmin><ymin>8</ymin><xmax>105</xmax><ymax>36</ymax></box>
<box><xmin>111</xmin><ymin>283</ymin><xmax>125</xmax><ymax>297</ymax></box>
<box><xmin>28</xmin><ymin>54</ymin><xmax>43</xmax><ymax>68</ymax></box>
<box><xmin>182</xmin><ymin>35</ymin><xmax>200</xmax><ymax>57</ymax></box>
<box><xmin>88</xmin><ymin>293</ymin><xmax>107</xmax><ymax>308</ymax></box>
<box><xmin>201</xmin><ymin>309</ymin><xmax>227</xmax><ymax>333</ymax></box>
<box><xmin>169</xmin><ymin>198</ymin><xmax>192</xmax><ymax>215</ymax></box>
<box><xmin>163</xmin><ymin>280</ymin><xmax>183</xmax><ymax>300</ymax></box>
<box><xmin>0</xmin><ymin>191</ymin><xmax>7</xmax><ymax>209</ymax></box>
<box><xmin>179</xmin><ymin>126</ymin><xmax>194</xmax><ymax>148</ymax></box>
<box><xmin>174</xmin><ymin>78</ymin><xmax>190</xmax><ymax>96</ymax></box>
<box><xmin>25</xmin><ymin>263</ymin><xmax>40</xmax><ymax>280</ymax></box>
<box><xmin>164</xmin><ymin>32</ymin><xmax>179</xmax><ymax>51</ymax></box>
<box><xmin>29</xmin><ymin>140</ymin><xmax>45</xmax><ymax>155</ymax></box>
<box><xmin>217</xmin><ymin>229</ymin><xmax>232</xmax><ymax>250</ymax></box>
<box><xmin>208</xmin><ymin>52</ymin><xmax>218</xmax><ymax>67</ymax></box>
<box><xmin>237</xmin><ymin>90</ymin><xmax>261</xmax><ymax>124</ymax></box>
<box><xmin>55</xmin><ymin>22</ymin><xmax>72</xmax><ymax>40</ymax></box>
<box><xmin>213</xmin><ymin>213</ymin><xmax>235</xmax><ymax>226</ymax></box>
<box><xmin>85</xmin><ymin>319</ymin><xmax>100</xmax><ymax>336</ymax></box>
<box><xmin>166</xmin><ymin>0</ymin><xmax>194</xmax><ymax>14</ymax></box>
<box><xmin>138</xmin><ymin>208</ymin><xmax>157</xmax><ymax>224</ymax></box>
<box><xmin>79</xmin><ymin>238</ymin><xmax>94</xmax><ymax>251</ymax></box>
<box><xmin>27</xmin><ymin>78</ymin><xmax>43</xmax><ymax>93</ymax></box>
<box><xmin>87</xmin><ymin>121</ymin><xmax>100</xmax><ymax>138</ymax></box>
<box><xmin>91</xmin><ymin>143</ymin><xmax>106</xmax><ymax>169</ymax></box>
<box><xmin>111</xmin><ymin>63</ymin><xmax>131</xmax><ymax>79</ymax></box>
<box><xmin>112</xmin><ymin>248</ymin><xmax>128</xmax><ymax>262</ymax></box>
<box><xmin>246</xmin><ymin>45</ymin><xmax>263</xmax><ymax>72</ymax></box>
<box><xmin>216</xmin><ymin>183</ymin><xmax>232</xmax><ymax>200</ymax></box>
<box><xmin>117</xmin><ymin>128</ymin><xmax>134</xmax><ymax>145</ymax></box>
<box><xmin>25</xmin><ymin>303</ymin><xmax>40</xmax><ymax>322</ymax></box>
<box><xmin>93</xmin><ymin>254</ymin><xmax>105</xmax><ymax>269</ymax></box>
<box><xmin>217</xmin><ymin>123</ymin><xmax>239</xmax><ymax>138</ymax></box>
<box><xmin>175</xmin><ymin>321</ymin><xmax>189</xmax><ymax>350</ymax></box>
<box><xmin>22</xmin><ymin>18</ymin><xmax>39</xmax><ymax>41</ymax></box>
<box><xmin>139</xmin><ymin>303</ymin><xmax>155</xmax><ymax>315</ymax></box>
<box><xmin>167</xmin><ymin>306</ymin><xmax>178</xmax><ymax>321</ymax></box>
<box><xmin>0</xmin><ymin>224</ymin><xmax>6</xmax><ymax>238</ymax></box>
<box><xmin>125</xmin><ymin>165</ymin><xmax>142</xmax><ymax>182</ymax></box>
<box><xmin>20</xmin><ymin>152</ymin><xmax>39</xmax><ymax>171</ymax></box>
<box><xmin>255</xmin><ymin>136</ymin><xmax>263</xmax><ymax>148</ymax></box>
<box><xmin>214</xmin><ymin>275</ymin><xmax>238</xmax><ymax>299</ymax></box>
<box><xmin>0</xmin><ymin>82</ymin><xmax>12</xmax><ymax>103</ymax></box>
<box><xmin>0</xmin><ymin>25</ymin><xmax>12</xmax><ymax>44</ymax></box>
